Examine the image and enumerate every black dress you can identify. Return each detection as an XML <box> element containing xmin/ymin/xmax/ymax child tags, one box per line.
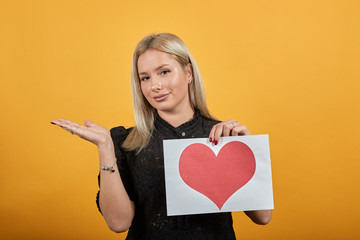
<box><xmin>96</xmin><ymin>110</ymin><xmax>237</xmax><ymax>240</ymax></box>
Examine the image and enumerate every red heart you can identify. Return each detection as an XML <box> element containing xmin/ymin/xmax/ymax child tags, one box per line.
<box><xmin>179</xmin><ymin>141</ymin><xmax>256</xmax><ymax>210</ymax></box>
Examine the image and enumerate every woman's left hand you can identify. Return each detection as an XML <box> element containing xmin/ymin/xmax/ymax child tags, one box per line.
<box><xmin>209</xmin><ymin>120</ymin><xmax>250</xmax><ymax>145</ymax></box>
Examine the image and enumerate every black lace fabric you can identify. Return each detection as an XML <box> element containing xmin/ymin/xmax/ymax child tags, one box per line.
<box><xmin>96</xmin><ymin>110</ymin><xmax>236</xmax><ymax>240</ymax></box>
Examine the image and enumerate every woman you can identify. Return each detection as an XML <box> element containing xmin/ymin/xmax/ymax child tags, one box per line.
<box><xmin>51</xmin><ymin>33</ymin><xmax>272</xmax><ymax>239</ymax></box>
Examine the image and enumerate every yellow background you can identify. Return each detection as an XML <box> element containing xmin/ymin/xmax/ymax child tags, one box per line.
<box><xmin>1</xmin><ymin>0</ymin><xmax>359</xmax><ymax>239</ymax></box>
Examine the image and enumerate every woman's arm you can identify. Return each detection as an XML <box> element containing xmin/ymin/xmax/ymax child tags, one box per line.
<box><xmin>244</xmin><ymin>210</ymin><xmax>272</xmax><ymax>225</ymax></box>
<box><xmin>51</xmin><ymin>119</ymin><xmax>135</xmax><ymax>232</ymax></box>
<box><xmin>97</xmin><ymin>140</ymin><xmax>135</xmax><ymax>232</ymax></box>
<box><xmin>209</xmin><ymin>120</ymin><xmax>272</xmax><ymax>225</ymax></box>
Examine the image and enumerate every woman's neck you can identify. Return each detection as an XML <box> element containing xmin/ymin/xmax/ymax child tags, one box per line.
<box><xmin>157</xmin><ymin>106</ymin><xmax>195</xmax><ymax>128</ymax></box>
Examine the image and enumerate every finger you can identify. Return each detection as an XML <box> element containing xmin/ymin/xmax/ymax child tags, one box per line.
<box><xmin>230</xmin><ymin>122</ymin><xmax>242</xmax><ymax>136</ymax></box>
<box><xmin>213</xmin><ymin>124</ymin><xmax>224</xmax><ymax>145</ymax></box>
<box><xmin>51</xmin><ymin>119</ymin><xmax>77</xmax><ymax>127</ymax></box>
<box><xmin>51</xmin><ymin>119</ymin><xmax>70</xmax><ymax>129</ymax></box>
<box><xmin>209</xmin><ymin>124</ymin><xmax>219</xmax><ymax>143</ymax></box>
<box><xmin>231</xmin><ymin>126</ymin><xmax>241</xmax><ymax>136</ymax></box>
<box><xmin>50</xmin><ymin>119</ymin><xmax>62</xmax><ymax>126</ymax></box>
<box><xmin>60</xmin><ymin>119</ymin><xmax>86</xmax><ymax>130</ymax></box>
<box><xmin>223</xmin><ymin>120</ymin><xmax>237</xmax><ymax>137</ymax></box>
<box><xmin>242</xmin><ymin>127</ymin><xmax>251</xmax><ymax>135</ymax></box>
<box><xmin>231</xmin><ymin>125</ymin><xmax>251</xmax><ymax>136</ymax></box>
<box><xmin>84</xmin><ymin>120</ymin><xmax>97</xmax><ymax>127</ymax></box>
<box><xmin>61</xmin><ymin>119</ymin><xmax>86</xmax><ymax>129</ymax></box>
<box><xmin>51</xmin><ymin>119</ymin><xmax>86</xmax><ymax>135</ymax></box>
<box><xmin>60</xmin><ymin>124</ymin><xmax>78</xmax><ymax>135</ymax></box>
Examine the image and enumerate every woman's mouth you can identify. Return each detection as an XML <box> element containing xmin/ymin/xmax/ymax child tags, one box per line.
<box><xmin>153</xmin><ymin>93</ymin><xmax>169</xmax><ymax>102</ymax></box>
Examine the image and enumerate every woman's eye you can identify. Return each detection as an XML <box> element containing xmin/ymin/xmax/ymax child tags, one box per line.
<box><xmin>141</xmin><ymin>76</ymin><xmax>149</xmax><ymax>81</ymax></box>
<box><xmin>160</xmin><ymin>70</ymin><xmax>170</xmax><ymax>75</ymax></box>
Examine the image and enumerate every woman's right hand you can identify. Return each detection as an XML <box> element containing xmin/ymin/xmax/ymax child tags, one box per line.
<box><xmin>51</xmin><ymin>119</ymin><xmax>111</xmax><ymax>147</ymax></box>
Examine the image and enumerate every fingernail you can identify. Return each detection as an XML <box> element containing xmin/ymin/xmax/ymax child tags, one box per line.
<box><xmin>214</xmin><ymin>140</ymin><xmax>218</xmax><ymax>145</ymax></box>
<box><xmin>50</xmin><ymin>122</ymin><xmax>55</xmax><ymax>125</ymax></box>
<box><xmin>209</xmin><ymin>137</ymin><xmax>212</xmax><ymax>142</ymax></box>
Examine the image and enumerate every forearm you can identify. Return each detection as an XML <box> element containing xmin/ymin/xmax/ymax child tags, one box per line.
<box><xmin>98</xmin><ymin>141</ymin><xmax>135</xmax><ymax>233</ymax></box>
<box><xmin>244</xmin><ymin>210</ymin><xmax>272</xmax><ymax>225</ymax></box>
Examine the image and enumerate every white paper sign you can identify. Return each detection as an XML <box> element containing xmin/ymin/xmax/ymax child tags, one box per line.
<box><xmin>163</xmin><ymin>135</ymin><xmax>273</xmax><ymax>216</ymax></box>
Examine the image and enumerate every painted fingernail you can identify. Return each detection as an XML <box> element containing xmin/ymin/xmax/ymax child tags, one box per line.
<box><xmin>209</xmin><ymin>137</ymin><xmax>212</xmax><ymax>142</ymax></box>
<box><xmin>50</xmin><ymin>122</ymin><xmax>55</xmax><ymax>125</ymax></box>
<box><xmin>214</xmin><ymin>140</ymin><xmax>218</xmax><ymax>145</ymax></box>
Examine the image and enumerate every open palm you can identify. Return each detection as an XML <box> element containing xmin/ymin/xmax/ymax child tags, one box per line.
<box><xmin>51</xmin><ymin>119</ymin><xmax>111</xmax><ymax>147</ymax></box>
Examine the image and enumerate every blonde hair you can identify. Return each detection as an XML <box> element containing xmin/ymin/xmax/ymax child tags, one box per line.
<box><xmin>122</xmin><ymin>33</ymin><xmax>215</xmax><ymax>153</ymax></box>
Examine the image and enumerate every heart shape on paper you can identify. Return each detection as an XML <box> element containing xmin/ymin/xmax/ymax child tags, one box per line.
<box><xmin>179</xmin><ymin>141</ymin><xmax>256</xmax><ymax>210</ymax></box>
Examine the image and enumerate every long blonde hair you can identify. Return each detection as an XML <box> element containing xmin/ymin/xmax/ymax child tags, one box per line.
<box><xmin>122</xmin><ymin>33</ymin><xmax>215</xmax><ymax>153</ymax></box>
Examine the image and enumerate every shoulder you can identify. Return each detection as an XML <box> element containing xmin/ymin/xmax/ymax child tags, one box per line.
<box><xmin>110</xmin><ymin>126</ymin><xmax>133</xmax><ymax>149</ymax></box>
<box><xmin>110</xmin><ymin>126</ymin><xmax>136</xmax><ymax>160</ymax></box>
<box><xmin>110</xmin><ymin>126</ymin><xmax>132</xmax><ymax>138</ymax></box>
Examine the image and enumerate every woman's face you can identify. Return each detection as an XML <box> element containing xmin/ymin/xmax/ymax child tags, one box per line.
<box><xmin>138</xmin><ymin>49</ymin><xmax>193</xmax><ymax>114</ymax></box>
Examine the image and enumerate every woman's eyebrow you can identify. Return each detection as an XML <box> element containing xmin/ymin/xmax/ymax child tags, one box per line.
<box><xmin>139</xmin><ymin>64</ymin><xmax>170</xmax><ymax>75</ymax></box>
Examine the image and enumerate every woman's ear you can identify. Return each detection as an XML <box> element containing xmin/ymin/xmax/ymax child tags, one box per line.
<box><xmin>185</xmin><ymin>63</ymin><xmax>193</xmax><ymax>83</ymax></box>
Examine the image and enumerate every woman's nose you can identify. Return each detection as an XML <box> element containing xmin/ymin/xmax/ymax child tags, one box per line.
<box><xmin>151</xmin><ymin>77</ymin><xmax>163</xmax><ymax>91</ymax></box>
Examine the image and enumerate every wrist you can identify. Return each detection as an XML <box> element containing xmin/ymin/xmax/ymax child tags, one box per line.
<box><xmin>97</xmin><ymin>138</ymin><xmax>114</xmax><ymax>151</ymax></box>
<box><xmin>100</xmin><ymin>160</ymin><xmax>116</xmax><ymax>173</ymax></box>
<box><xmin>97</xmin><ymin>139</ymin><xmax>116</xmax><ymax>163</ymax></box>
